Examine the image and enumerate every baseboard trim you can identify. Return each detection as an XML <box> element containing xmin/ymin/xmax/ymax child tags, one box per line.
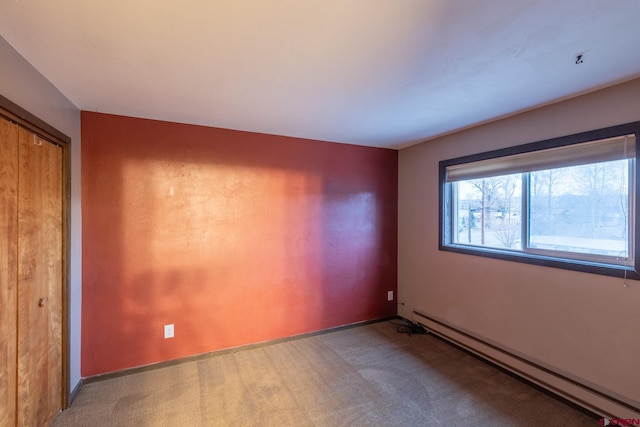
<box><xmin>68</xmin><ymin>378</ymin><xmax>83</xmax><ymax>407</ymax></box>
<box><xmin>411</xmin><ymin>309</ymin><xmax>639</xmax><ymax>418</ymax></box>
<box><xmin>83</xmin><ymin>316</ymin><xmax>398</xmax><ymax>385</ymax></box>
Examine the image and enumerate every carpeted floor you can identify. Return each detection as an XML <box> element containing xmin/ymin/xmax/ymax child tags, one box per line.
<box><xmin>53</xmin><ymin>320</ymin><xmax>598</xmax><ymax>426</ymax></box>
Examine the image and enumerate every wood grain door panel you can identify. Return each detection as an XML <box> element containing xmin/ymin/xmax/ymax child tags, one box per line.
<box><xmin>17</xmin><ymin>128</ymin><xmax>62</xmax><ymax>427</ymax></box>
<box><xmin>0</xmin><ymin>117</ymin><xmax>19</xmax><ymax>426</ymax></box>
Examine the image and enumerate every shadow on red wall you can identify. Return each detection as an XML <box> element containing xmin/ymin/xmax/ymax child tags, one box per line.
<box><xmin>81</xmin><ymin>112</ymin><xmax>397</xmax><ymax>376</ymax></box>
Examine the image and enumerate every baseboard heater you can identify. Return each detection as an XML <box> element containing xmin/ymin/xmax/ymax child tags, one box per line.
<box><xmin>412</xmin><ymin>309</ymin><xmax>640</xmax><ymax>418</ymax></box>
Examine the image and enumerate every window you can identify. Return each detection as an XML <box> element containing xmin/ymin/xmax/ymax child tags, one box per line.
<box><xmin>440</xmin><ymin>122</ymin><xmax>640</xmax><ymax>279</ymax></box>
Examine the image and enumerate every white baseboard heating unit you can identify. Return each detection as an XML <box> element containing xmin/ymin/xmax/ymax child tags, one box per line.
<box><xmin>412</xmin><ymin>309</ymin><xmax>640</xmax><ymax>420</ymax></box>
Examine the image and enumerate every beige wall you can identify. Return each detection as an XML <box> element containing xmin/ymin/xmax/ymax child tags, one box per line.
<box><xmin>0</xmin><ymin>36</ymin><xmax>82</xmax><ymax>394</ymax></box>
<box><xmin>399</xmin><ymin>78</ymin><xmax>640</xmax><ymax>418</ymax></box>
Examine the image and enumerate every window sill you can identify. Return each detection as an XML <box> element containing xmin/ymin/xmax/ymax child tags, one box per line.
<box><xmin>440</xmin><ymin>243</ymin><xmax>639</xmax><ymax>281</ymax></box>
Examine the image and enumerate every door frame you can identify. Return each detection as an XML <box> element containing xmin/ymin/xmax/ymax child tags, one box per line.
<box><xmin>0</xmin><ymin>94</ymin><xmax>71</xmax><ymax>409</ymax></box>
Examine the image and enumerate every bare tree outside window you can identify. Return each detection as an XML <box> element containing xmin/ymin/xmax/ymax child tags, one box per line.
<box><xmin>529</xmin><ymin>159</ymin><xmax>628</xmax><ymax>257</ymax></box>
<box><xmin>455</xmin><ymin>174</ymin><xmax>521</xmax><ymax>249</ymax></box>
<box><xmin>493</xmin><ymin>175</ymin><xmax>520</xmax><ymax>248</ymax></box>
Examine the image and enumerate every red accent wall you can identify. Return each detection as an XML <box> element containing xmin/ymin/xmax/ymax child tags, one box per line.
<box><xmin>81</xmin><ymin>112</ymin><xmax>397</xmax><ymax>376</ymax></box>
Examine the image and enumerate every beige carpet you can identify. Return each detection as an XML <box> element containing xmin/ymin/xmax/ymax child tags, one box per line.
<box><xmin>53</xmin><ymin>321</ymin><xmax>598</xmax><ymax>426</ymax></box>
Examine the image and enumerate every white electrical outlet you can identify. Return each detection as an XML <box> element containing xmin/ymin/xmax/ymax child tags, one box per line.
<box><xmin>387</xmin><ymin>291</ymin><xmax>393</xmax><ymax>301</ymax></box>
<box><xmin>164</xmin><ymin>324</ymin><xmax>174</xmax><ymax>339</ymax></box>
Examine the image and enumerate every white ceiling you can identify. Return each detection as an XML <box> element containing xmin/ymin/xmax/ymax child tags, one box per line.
<box><xmin>1</xmin><ymin>0</ymin><xmax>640</xmax><ymax>149</ymax></box>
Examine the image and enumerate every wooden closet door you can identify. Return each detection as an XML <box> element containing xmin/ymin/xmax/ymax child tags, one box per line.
<box><xmin>17</xmin><ymin>127</ymin><xmax>63</xmax><ymax>427</ymax></box>
<box><xmin>0</xmin><ymin>118</ymin><xmax>19</xmax><ymax>426</ymax></box>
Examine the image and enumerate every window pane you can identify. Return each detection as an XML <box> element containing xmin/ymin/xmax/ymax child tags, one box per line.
<box><xmin>453</xmin><ymin>174</ymin><xmax>522</xmax><ymax>250</ymax></box>
<box><xmin>529</xmin><ymin>160</ymin><xmax>630</xmax><ymax>259</ymax></box>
